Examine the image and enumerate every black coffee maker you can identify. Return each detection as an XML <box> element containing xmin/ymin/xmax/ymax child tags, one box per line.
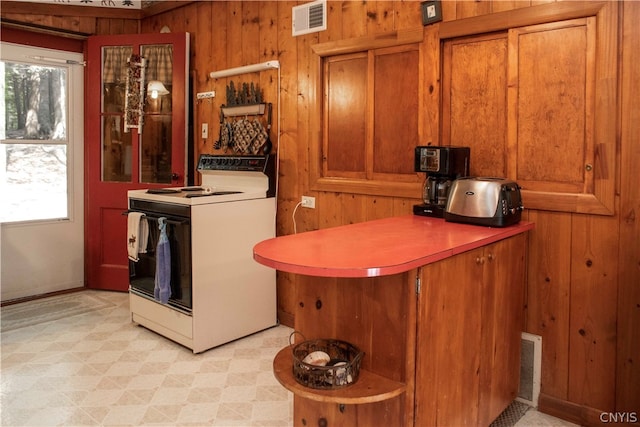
<box><xmin>413</xmin><ymin>146</ymin><xmax>470</xmax><ymax>217</ymax></box>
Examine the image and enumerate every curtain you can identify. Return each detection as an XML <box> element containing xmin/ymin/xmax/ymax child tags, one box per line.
<box><xmin>102</xmin><ymin>46</ymin><xmax>132</xmax><ymax>84</ymax></box>
<box><xmin>141</xmin><ymin>44</ymin><xmax>173</xmax><ymax>85</ymax></box>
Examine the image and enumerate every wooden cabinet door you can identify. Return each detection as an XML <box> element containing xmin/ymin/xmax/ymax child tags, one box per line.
<box><xmin>443</xmin><ymin>14</ymin><xmax>616</xmax><ymax>216</ymax></box>
<box><xmin>323</xmin><ymin>44</ymin><xmax>420</xmax><ymax>182</ymax></box>
<box><xmin>415</xmin><ymin>247</ymin><xmax>484</xmax><ymax>426</ymax></box>
<box><xmin>415</xmin><ymin>236</ymin><xmax>527</xmax><ymax>427</ymax></box>
<box><xmin>309</xmin><ymin>29</ymin><xmax>426</xmax><ymax>198</ymax></box>
<box><xmin>507</xmin><ymin>17</ymin><xmax>615</xmax><ymax>215</ymax></box>
<box><xmin>442</xmin><ymin>32</ymin><xmax>509</xmax><ymax>179</ymax></box>
<box><xmin>478</xmin><ymin>235</ymin><xmax>527</xmax><ymax>426</ymax></box>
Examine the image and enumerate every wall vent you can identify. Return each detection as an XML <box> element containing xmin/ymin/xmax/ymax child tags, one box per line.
<box><xmin>292</xmin><ymin>0</ymin><xmax>327</xmax><ymax>37</ymax></box>
<box><xmin>517</xmin><ymin>332</ymin><xmax>542</xmax><ymax>407</ymax></box>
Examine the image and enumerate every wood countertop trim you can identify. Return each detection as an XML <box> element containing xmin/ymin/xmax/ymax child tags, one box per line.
<box><xmin>253</xmin><ymin>215</ymin><xmax>534</xmax><ymax>278</ymax></box>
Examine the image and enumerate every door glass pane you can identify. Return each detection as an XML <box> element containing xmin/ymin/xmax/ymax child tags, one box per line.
<box><xmin>141</xmin><ymin>43</ymin><xmax>173</xmax><ymax>102</ymax></box>
<box><xmin>141</xmin><ymin>116</ymin><xmax>172</xmax><ymax>183</ymax></box>
<box><xmin>101</xmin><ymin>46</ymin><xmax>132</xmax><ymax>182</ymax></box>
<box><xmin>141</xmin><ymin>44</ymin><xmax>173</xmax><ymax>184</ymax></box>
<box><xmin>1</xmin><ymin>57</ymin><xmax>69</xmax><ymax>223</ymax></box>
<box><xmin>102</xmin><ymin>116</ymin><xmax>132</xmax><ymax>182</ymax></box>
<box><xmin>102</xmin><ymin>46</ymin><xmax>131</xmax><ymax>113</ymax></box>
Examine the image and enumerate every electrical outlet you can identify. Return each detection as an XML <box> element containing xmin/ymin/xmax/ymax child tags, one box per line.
<box><xmin>301</xmin><ymin>196</ymin><xmax>316</xmax><ymax>209</ymax></box>
<box><xmin>201</xmin><ymin>123</ymin><xmax>208</xmax><ymax>139</ymax></box>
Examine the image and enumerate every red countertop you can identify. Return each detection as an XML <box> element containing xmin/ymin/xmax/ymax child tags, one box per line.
<box><xmin>253</xmin><ymin>215</ymin><xmax>534</xmax><ymax>278</ymax></box>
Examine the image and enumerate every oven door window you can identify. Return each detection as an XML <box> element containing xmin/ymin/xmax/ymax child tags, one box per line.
<box><xmin>129</xmin><ymin>216</ymin><xmax>192</xmax><ymax>311</ymax></box>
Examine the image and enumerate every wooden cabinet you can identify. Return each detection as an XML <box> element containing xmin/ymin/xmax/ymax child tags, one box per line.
<box><xmin>415</xmin><ymin>246</ymin><xmax>484</xmax><ymax>426</ymax></box>
<box><xmin>309</xmin><ymin>29</ymin><xmax>426</xmax><ymax>199</ymax></box>
<box><xmin>441</xmin><ymin>2</ymin><xmax>617</xmax><ymax>216</ymax></box>
<box><xmin>322</xmin><ymin>44</ymin><xmax>420</xmax><ymax>180</ymax></box>
<box><xmin>259</xmin><ymin>218</ymin><xmax>532</xmax><ymax>427</ymax></box>
<box><xmin>415</xmin><ymin>234</ymin><xmax>526</xmax><ymax>426</ymax></box>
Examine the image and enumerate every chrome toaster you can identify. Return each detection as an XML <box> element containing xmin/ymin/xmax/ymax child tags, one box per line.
<box><xmin>444</xmin><ymin>177</ymin><xmax>524</xmax><ymax>227</ymax></box>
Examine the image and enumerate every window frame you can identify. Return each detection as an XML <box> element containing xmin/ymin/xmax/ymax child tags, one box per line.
<box><xmin>0</xmin><ymin>42</ymin><xmax>82</xmax><ymax>224</ymax></box>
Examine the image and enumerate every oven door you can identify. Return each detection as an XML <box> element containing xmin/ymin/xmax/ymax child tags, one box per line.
<box><xmin>128</xmin><ymin>201</ymin><xmax>192</xmax><ymax>313</ymax></box>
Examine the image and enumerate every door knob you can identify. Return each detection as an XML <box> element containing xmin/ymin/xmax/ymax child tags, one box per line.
<box><xmin>171</xmin><ymin>173</ymin><xmax>180</xmax><ymax>181</ymax></box>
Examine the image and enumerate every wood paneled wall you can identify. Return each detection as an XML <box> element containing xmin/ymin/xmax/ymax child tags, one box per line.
<box><xmin>2</xmin><ymin>1</ymin><xmax>638</xmax><ymax>425</ymax></box>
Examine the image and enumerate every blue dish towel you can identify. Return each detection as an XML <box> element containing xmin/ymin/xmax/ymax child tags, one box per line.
<box><xmin>154</xmin><ymin>217</ymin><xmax>171</xmax><ymax>304</ymax></box>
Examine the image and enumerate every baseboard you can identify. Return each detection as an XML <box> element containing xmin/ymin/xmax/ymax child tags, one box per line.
<box><xmin>0</xmin><ymin>286</ymin><xmax>86</xmax><ymax>307</ymax></box>
<box><xmin>278</xmin><ymin>310</ymin><xmax>294</xmax><ymax>327</ymax></box>
<box><xmin>539</xmin><ymin>393</ymin><xmax>640</xmax><ymax>427</ymax></box>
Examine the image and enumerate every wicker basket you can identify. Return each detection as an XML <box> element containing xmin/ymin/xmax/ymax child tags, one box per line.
<box><xmin>290</xmin><ymin>334</ymin><xmax>364</xmax><ymax>390</ymax></box>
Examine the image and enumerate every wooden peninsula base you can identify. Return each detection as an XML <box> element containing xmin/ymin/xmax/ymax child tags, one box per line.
<box><xmin>254</xmin><ymin>215</ymin><xmax>534</xmax><ymax>427</ymax></box>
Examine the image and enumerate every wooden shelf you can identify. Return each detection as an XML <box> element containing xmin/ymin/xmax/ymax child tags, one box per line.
<box><xmin>272</xmin><ymin>347</ymin><xmax>406</xmax><ymax>404</ymax></box>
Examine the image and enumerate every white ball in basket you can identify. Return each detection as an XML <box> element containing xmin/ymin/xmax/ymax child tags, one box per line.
<box><xmin>302</xmin><ymin>351</ymin><xmax>330</xmax><ymax>366</ymax></box>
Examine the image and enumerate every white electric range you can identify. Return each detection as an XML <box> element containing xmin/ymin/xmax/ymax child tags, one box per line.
<box><xmin>127</xmin><ymin>154</ymin><xmax>277</xmax><ymax>353</ymax></box>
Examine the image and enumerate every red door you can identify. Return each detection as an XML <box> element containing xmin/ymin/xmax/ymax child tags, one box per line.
<box><xmin>85</xmin><ymin>33</ymin><xmax>189</xmax><ymax>291</ymax></box>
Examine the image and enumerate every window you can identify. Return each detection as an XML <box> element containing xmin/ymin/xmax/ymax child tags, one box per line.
<box><xmin>1</xmin><ymin>44</ymin><xmax>75</xmax><ymax>223</ymax></box>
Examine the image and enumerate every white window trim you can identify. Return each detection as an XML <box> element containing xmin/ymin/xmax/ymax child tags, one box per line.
<box><xmin>1</xmin><ymin>42</ymin><xmax>84</xmax><ymax>225</ymax></box>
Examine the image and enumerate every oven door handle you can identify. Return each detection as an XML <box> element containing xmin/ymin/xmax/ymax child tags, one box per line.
<box><xmin>122</xmin><ymin>210</ymin><xmax>189</xmax><ymax>225</ymax></box>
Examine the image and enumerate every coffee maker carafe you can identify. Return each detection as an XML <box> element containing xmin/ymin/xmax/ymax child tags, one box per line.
<box><xmin>413</xmin><ymin>146</ymin><xmax>470</xmax><ymax>217</ymax></box>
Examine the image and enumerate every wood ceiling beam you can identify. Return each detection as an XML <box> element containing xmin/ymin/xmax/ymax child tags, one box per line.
<box><xmin>0</xmin><ymin>1</ymin><xmax>142</xmax><ymax>19</ymax></box>
<box><xmin>0</xmin><ymin>1</ymin><xmax>196</xmax><ymax>20</ymax></box>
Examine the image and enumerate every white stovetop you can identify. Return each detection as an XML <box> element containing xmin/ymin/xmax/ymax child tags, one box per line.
<box><xmin>127</xmin><ymin>186</ymin><xmax>266</xmax><ymax>206</ymax></box>
<box><xmin>128</xmin><ymin>170</ymin><xmax>269</xmax><ymax>206</ymax></box>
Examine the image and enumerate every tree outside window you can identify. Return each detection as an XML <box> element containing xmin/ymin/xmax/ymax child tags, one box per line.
<box><xmin>1</xmin><ymin>60</ymin><xmax>69</xmax><ymax>223</ymax></box>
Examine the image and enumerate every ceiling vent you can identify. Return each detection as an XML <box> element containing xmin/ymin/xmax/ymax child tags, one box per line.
<box><xmin>292</xmin><ymin>0</ymin><xmax>327</xmax><ymax>37</ymax></box>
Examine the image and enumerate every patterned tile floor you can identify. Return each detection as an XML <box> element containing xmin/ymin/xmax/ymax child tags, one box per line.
<box><xmin>1</xmin><ymin>290</ymin><xmax>577</xmax><ymax>427</ymax></box>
